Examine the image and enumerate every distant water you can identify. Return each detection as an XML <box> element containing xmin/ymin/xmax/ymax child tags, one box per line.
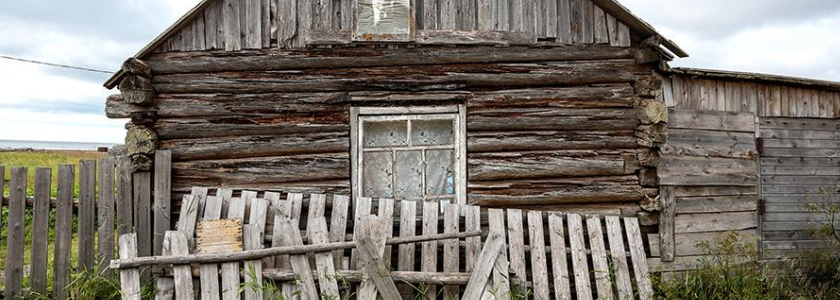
<box><xmin>0</xmin><ymin>139</ymin><xmax>116</xmax><ymax>151</ymax></box>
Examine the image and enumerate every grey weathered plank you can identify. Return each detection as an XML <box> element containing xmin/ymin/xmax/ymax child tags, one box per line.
<box><xmin>568</xmin><ymin>213</ymin><xmax>592</xmax><ymax>300</ymax></box>
<box><xmin>278</xmin><ymin>0</ymin><xmax>297</xmax><ymax>48</ymax></box>
<box><xmin>244</xmin><ymin>225</ymin><xmax>265</xmax><ymax>300</ymax></box>
<box><xmin>649</xmin><ymin>230</ymin><xmax>758</xmax><ymax>257</ymax></box>
<box><xmin>506</xmin><ymin>209</ymin><xmax>527</xmax><ymax>284</ymax></box>
<box><xmin>625</xmin><ymin>217</ymin><xmax>654</xmax><ymax>300</ymax></box>
<box><xmin>558</xmin><ymin>0</ymin><xmax>572</xmax><ymax>44</ymax></box>
<box><xmin>53</xmin><ymin>165</ymin><xmax>74</xmax><ymax>300</ymax></box>
<box><xmin>119</xmin><ymin>234</ymin><xmax>142</xmax><ymax>300</ymax></box>
<box><xmin>378</xmin><ymin>197</ymin><xmax>395</xmax><ymax>264</ymax></box>
<box><xmin>581</xmin><ymin>0</ymin><xmax>594</xmax><ymax>43</ymax></box>
<box><xmin>280</xmin><ymin>219</ymin><xmax>320</xmax><ymax>300</ymax></box>
<box><xmin>545</xmin><ymin>0</ymin><xmax>558</xmax><ymax>38</ymax></box>
<box><xmin>477</xmin><ymin>0</ymin><xmax>492</xmax><ymax>30</ymax></box>
<box><xmin>4</xmin><ymin>167</ymin><xmax>26</xmax><ymax>298</ymax></box>
<box><xmin>675</xmin><ymin>212</ymin><xmax>757</xmax><ymax>233</ymax></box>
<box><xmin>605</xmin><ymin>13</ymin><xmax>618</xmax><ymax>46</ymax></box>
<box><xmin>176</xmin><ymin>194</ymin><xmax>200</xmax><ymax>241</ymax></box>
<box><xmin>605</xmin><ymin>216</ymin><xmax>633</xmax><ymax>300</ymax></box>
<box><xmin>116</xmin><ymin>157</ymin><xmax>133</xmax><ymax>238</ymax></box>
<box><xmin>421</xmin><ymin>200</ymin><xmax>439</xmax><ymax>299</ymax></box>
<box><xmin>193</xmin><ymin>13</ymin><xmax>208</xmax><ymax>51</ymax></box>
<box><xmin>309</xmin><ymin>217</ymin><xmax>341</xmax><ymax>299</ymax></box>
<box><xmin>222</xmin><ymin>194</ymin><xmax>246</xmax><ymax>300</ymax></box>
<box><xmin>328</xmin><ymin>194</ymin><xmax>350</xmax><ymax>269</ymax></box>
<box><xmin>261</xmin><ymin>0</ymin><xmax>271</xmax><ymax>48</ymax></box>
<box><xmin>351</xmin><ymin>196</ymin><xmax>372</xmax><ymax>269</ymax></box>
<box><xmin>133</xmin><ymin>171</ymin><xmax>153</xmax><ymax>277</ymax></box>
<box><xmin>462</xmin><ymin>232</ymin><xmax>505</xmax><ymax>300</ymax></box>
<box><xmin>441</xmin><ymin>0</ymin><xmax>458</xmax><ymax>30</ymax></box>
<box><xmin>275</xmin><ymin>193</ymin><xmax>303</xmax><ymax>299</ymax></box>
<box><xmin>487</xmin><ymin>208</ymin><xmax>510</xmax><ymax>298</ymax></box>
<box><xmin>444</xmin><ymin>204</ymin><xmax>461</xmax><ymax>300</ymax></box>
<box><xmin>155</xmin><ymin>231</ymin><xmax>175</xmax><ymax>300</ymax></box>
<box><xmin>423</xmin><ymin>0</ymin><xmax>439</xmax><ymax>29</ymax></box>
<box><xmin>593</xmin><ymin>6</ymin><xmax>609</xmax><ymax>43</ymax></box>
<box><xmin>294</xmin><ymin>0</ymin><xmax>311</xmax><ymax>47</ymax></box>
<box><xmin>465</xmin><ymin>205</ymin><xmax>482</xmax><ymax>272</ymax></box>
<box><xmin>617</xmin><ymin>22</ymin><xmax>630</xmax><ymax>47</ymax></box>
<box><xmin>398</xmin><ymin>200</ymin><xmax>417</xmax><ymax>298</ymax></box>
<box><xmin>78</xmin><ymin>160</ymin><xmax>96</xmax><ymax>271</ymax></box>
<box><xmin>659</xmin><ymin>185</ymin><xmax>676</xmax><ymax>261</ymax></box>
<box><xmin>528</xmin><ymin>211</ymin><xmax>550</xmax><ymax>300</ymax></box>
<box><xmin>168</xmin><ymin>231</ymin><xmax>195</xmax><ymax>300</ymax></box>
<box><xmin>357</xmin><ymin>216</ymin><xmax>390</xmax><ymax>299</ymax></box>
<box><xmin>676</xmin><ymin>195</ymin><xmax>758</xmax><ymax>214</ymax></box>
<box><xmin>244</xmin><ymin>0</ymin><xmax>262</xmax><ymax>49</ymax></box>
<box><xmin>154</xmin><ymin>151</ymin><xmax>172</xmax><ymax>256</ymax></box>
<box><xmin>98</xmin><ymin>158</ymin><xmax>116</xmax><ymax>275</ymax></box>
<box><xmin>204</xmin><ymin>1</ymin><xmax>221</xmax><ymax>50</ymax></box>
<box><xmin>199</xmin><ymin>192</ymin><xmax>224</xmax><ymax>300</ymax></box>
<box><xmin>30</xmin><ymin>168</ymin><xmax>51</xmax><ymax>292</ymax></box>
<box><xmin>587</xmin><ymin>215</ymin><xmax>613</xmax><ymax>299</ymax></box>
<box><xmin>548</xmin><ymin>214</ymin><xmax>572</xmax><ymax>300</ymax></box>
<box><xmin>494</xmin><ymin>0</ymin><xmax>509</xmax><ymax>30</ymax></box>
<box><xmin>510</xmin><ymin>0</ymin><xmax>524</xmax><ymax>33</ymax></box>
<box><xmin>356</xmin><ymin>236</ymin><xmax>403</xmax><ymax>300</ymax></box>
<box><xmin>223</xmin><ymin>0</ymin><xmax>242</xmax><ymax>50</ymax></box>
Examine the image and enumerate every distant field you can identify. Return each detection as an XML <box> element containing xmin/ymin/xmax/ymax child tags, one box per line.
<box><xmin>1</xmin><ymin>150</ymin><xmax>108</xmax><ymax>196</ymax></box>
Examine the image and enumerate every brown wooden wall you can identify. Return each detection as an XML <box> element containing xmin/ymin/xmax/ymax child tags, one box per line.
<box><xmin>155</xmin><ymin>0</ymin><xmax>633</xmax><ymax>52</ymax></box>
<box><xmin>107</xmin><ymin>44</ymin><xmax>662</xmax><ymax>214</ymax></box>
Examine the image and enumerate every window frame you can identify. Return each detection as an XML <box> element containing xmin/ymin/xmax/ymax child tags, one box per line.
<box><xmin>350</xmin><ymin>105</ymin><xmax>467</xmax><ymax>206</ymax></box>
<box><xmin>352</xmin><ymin>0</ymin><xmax>416</xmax><ymax>42</ymax></box>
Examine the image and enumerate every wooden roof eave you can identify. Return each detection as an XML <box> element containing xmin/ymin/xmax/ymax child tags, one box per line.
<box><xmin>667</xmin><ymin>67</ymin><xmax>840</xmax><ymax>93</ymax></box>
<box><xmin>590</xmin><ymin>0</ymin><xmax>688</xmax><ymax>58</ymax></box>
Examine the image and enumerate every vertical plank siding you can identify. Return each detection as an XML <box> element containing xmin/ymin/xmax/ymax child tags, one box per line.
<box><xmin>54</xmin><ymin>165</ymin><xmax>75</xmax><ymax>300</ymax></box>
<box><xmin>4</xmin><ymin>167</ymin><xmax>26</xmax><ymax>298</ymax></box>
<box><xmin>31</xmin><ymin>168</ymin><xmax>51</xmax><ymax>293</ymax></box>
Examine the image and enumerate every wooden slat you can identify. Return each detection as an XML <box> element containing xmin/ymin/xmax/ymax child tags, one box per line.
<box><xmin>153</xmin><ymin>151</ymin><xmax>172</xmax><ymax>256</ymax></box>
<box><xmin>223</xmin><ymin>0</ymin><xmax>242</xmax><ymax>51</ymax></box>
<box><xmin>280</xmin><ymin>219</ymin><xmax>320</xmax><ymax>300</ymax></box>
<box><xmin>462</xmin><ymin>232</ymin><xmax>505</xmax><ymax>300</ymax></box>
<box><xmin>30</xmin><ymin>168</ymin><xmax>51</xmax><ymax>292</ymax></box>
<box><xmin>444</xmin><ymin>204</ymin><xmax>461</xmax><ymax>300</ymax></box>
<box><xmin>278</xmin><ymin>0</ymin><xmax>297</xmax><ymax>48</ymax></box>
<box><xmin>398</xmin><ymin>200</ymin><xmax>417</xmax><ymax>298</ymax></box>
<box><xmin>659</xmin><ymin>185</ymin><xmax>675</xmax><ymax>261</ymax></box>
<box><xmin>78</xmin><ymin>160</ymin><xmax>96</xmax><ymax>271</ymax></box>
<box><xmin>487</xmin><ymin>208</ymin><xmax>510</xmax><ymax>298</ymax></box>
<box><xmin>221</xmin><ymin>194</ymin><xmax>246</xmax><ymax>300</ymax></box>
<box><xmin>605</xmin><ymin>216</ymin><xmax>633</xmax><ymax>299</ymax></box>
<box><xmin>97</xmin><ymin>158</ymin><xmax>116</xmax><ymax>275</ymax></box>
<box><xmin>606</xmin><ymin>12</ymin><xmax>618</xmax><ymax>46</ymax></box>
<box><xmin>465</xmin><ymin>205</ymin><xmax>482</xmax><ymax>272</ymax></box>
<box><xmin>558</xmin><ymin>0</ymin><xmax>572</xmax><ymax>44</ymax></box>
<box><xmin>329</xmin><ymin>194</ymin><xmax>350</xmax><ymax>269</ymax></box>
<box><xmin>567</xmin><ymin>214</ymin><xmax>592</xmax><ymax>300</ymax></box>
<box><xmin>675</xmin><ymin>212</ymin><xmax>757</xmax><ymax>233</ymax></box>
<box><xmin>495</xmin><ymin>0</ymin><xmax>509</xmax><ymax>31</ymax></box>
<box><xmin>351</xmin><ymin>196</ymin><xmax>372</xmax><ymax>269</ymax></box>
<box><xmin>168</xmin><ymin>231</ymin><xmax>195</xmax><ymax>300</ymax></box>
<box><xmin>356</xmin><ymin>235</ymin><xmax>403</xmax><ymax>300</ymax></box>
<box><xmin>649</xmin><ymin>230</ymin><xmax>758</xmax><ymax>257</ymax></box>
<box><xmin>506</xmin><ymin>209</ymin><xmax>527</xmax><ymax>285</ymax></box>
<box><xmin>441</xmin><ymin>0</ymin><xmax>458</xmax><ymax>30</ymax></box>
<box><xmin>510</xmin><ymin>0</ymin><xmax>524</xmax><ymax>33</ymax></box>
<box><xmin>275</xmin><ymin>193</ymin><xmax>303</xmax><ymax>299</ymax></box>
<box><xmin>310</xmin><ymin>217</ymin><xmax>341</xmax><ymax>299</ymax></box>
<box><xmin>177</xmin><ymin>194</ymin><xmax>200</xmax><ymax>241</ymax></box>
<box><xmin>357</xmin><ymin>216</ymin><xmax>391</xmax><ymax>299</ymax></box>
<box><xmin>4</xmin><ymin>167</ymin><xmax>26</xmax><ymax>298</ymax></box>
<box><xmin>593</xmin><ymin>6</ymin><xmax>609</xmax><ymax>43</ymax></box>
<box><xmin>587</xmin><ymin>215</ymin><xmax>613</xmax><ymax>299</ymax></box>
<box><xmin>244</xmin><ymin>0</ymin><xmax>262</xmax><ymax>49</ymax></box>
<box><xmin>477</xmin><ymin>0</ymin><xmax>492</xmax><ymax>30</ymax></box>
<box><xmin>624</xmin><ymin>217</ymin><xmax>654</xmax><ymax>300</ymax></box>
<box><xmin>616</xmin><ymin>21</ymin><xmax>630</xmax><ymax>47</ymax></box>
<box><xmin>548</xmin><ymin>213</ymin><xmax>572</xmax><ymax>300</ymax></box>
<box><xmin>243</xmin><ymin>225</ymin><xmax>265</xmax><ymax>300</ymax></box>
<box><xmin>116</xmin><ymin>157</ymin><xmax>133</xmax><ymax>238</ymax></box>
<box><xmin>261</xmin><ymin>0</ymin><xmax>270</xmax><ymax>48</ymax></box>
<box><xmin>53</xmin><ymin>165</ymin><xmax>74</xmax><ymax>300</ymax></box>
<box><xmin>378</xmin><ymin>197</ymin><xmax>395</xmax><ymax>264</ymax></box>
<box><xmin>199</xmin><ymin>192</ymin><xmax>224</xmax><ymax>300</ymax></box>
<box><xmin>133</xmin><ymin>171</ymin><xmax>152</xmax><ymax>279</ymax></box>
<box><xmin>118</xmin><ymin>234</ymin><xmax>142</xmax><ymax>300</ymax></box>
<box><xmin>528</xmin><ymin>211</ymin><xmax>550</xmax><ymax>300</ymax></box>
<box><xmin>545</xmin><ymin>0</ymin><xmax>558</xmax><ymax>38</ymax></box>
<box><xmin>155</xmin><ymin>234</ymin><xmax>175</xmax><ymax>300</ymax></box>
<box><xmin>421</xmin><ymin>200</ymin><xmax>439</xmax><ymax>299</ymax></box>
<box><xmin>204</xmin><ymin>1</ymin><xmax>221</xmax><ymax>50</ymax></box>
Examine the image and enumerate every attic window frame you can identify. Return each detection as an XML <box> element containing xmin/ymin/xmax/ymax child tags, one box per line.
<box><xmin>352</xmin><ymin>0</ymin><xmax>416</xmax><ymax>42</ymax></box>
<box><xmin>350</xmin><ymin>105</ymin><xmax>467</xmax><ymax>207</ymax></box>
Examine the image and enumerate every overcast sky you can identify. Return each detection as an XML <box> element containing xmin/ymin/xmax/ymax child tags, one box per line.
<box><xmin>1</xmin><ymin>0</ymin><xmax>838</xmax><ymax>143</ymax></box>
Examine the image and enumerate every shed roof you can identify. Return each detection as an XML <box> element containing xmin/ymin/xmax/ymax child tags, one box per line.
<box><xmin>668</xmin><ymin>67</ymin><xmax>840</xmax><ymax>93</ymax></box>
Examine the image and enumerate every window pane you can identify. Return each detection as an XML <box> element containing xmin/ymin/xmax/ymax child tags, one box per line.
<box><xmin>357</xmin><ymin>0</ymin><xmax>411</xmax><ymax>35</ymax></box>
<box><xmin>412</xmin><ymin>119</ymin><xmax>454</xmax><ymax>146</ymax></box>
<box><xmin>363</xmin><ymin>152</ymin><xmax>393</xmax><ymax>198</ymax></box>
<box><xmin>364</xmin><ymin>120</ymin><xmax>407</xmax><ymax>147</ymax></box>
<box><xmin>395</xmin><ymin>150</ymin><xmax>423</xmax><ymax>199</ymax></box>
<box><xmin>425</xmin><ymin>150</ymin><xmax>455</xmax><ymax>196</ymax></box>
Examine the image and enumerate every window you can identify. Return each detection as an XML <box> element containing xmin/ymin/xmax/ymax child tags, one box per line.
<box><xmin>354</xmin><ymin>0</ymin><xmax>414</xmax><ymax>41</ymax></box>
<box><xmin>351</xmin><ymin>106</ymin><xmax>466</xmax><ymax>205</ymax></box>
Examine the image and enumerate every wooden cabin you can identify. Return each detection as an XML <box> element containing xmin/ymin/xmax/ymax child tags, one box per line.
<box><xmin>103</xmin><ymin>0</ymin><xmax>840</xmax><ymax>274</ymax></box>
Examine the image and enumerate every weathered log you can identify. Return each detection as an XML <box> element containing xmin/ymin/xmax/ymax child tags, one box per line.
<box><xmin>636</xmin><ymin>98</ymin><xmax>668</xmax><ymax>125</ymax></box>
<box><xmin>106</xmin><ymin>94</ymin><xmax>155</xmax><ymax>119</ymax></box>
<box><xmin>468</xmin><ymin>108</ymin><xmax>640</xmax><ymax>132</ymax></box>
<box><xmin>470</xmin><ymin>84</ymin><xmax>636</xmax><ymax>109</ymax></box>
<box><xmin>638</xmin><ymin>168</ymin><xmax>659</xmax><ymax>187</ymax></box>
<box><xmin>634</xmin><ymin>48</ymin><xmax>662</xmax><ymax>65</ymax></box>
<box><xmin>636</xmin><ymin>124</ymin><xmax>668</xmax><ymax>148</ymax></box>
<box><xmin>639</xmin><ymin>194</ymin><xmax>661</xmax><ymax>212</ymax></box>
<box><xmin>154</xmin><ymin>116</ymin><xmax>349</xmax><ymax>139</ymax></box>
<box><xmin>636</xmin><ymin>211</ymin><xmax>659</xmax><ymax>226</ymax></box>
<box><xmin>107</xmin><ymin>92</ymin><xmax>347</xmax><ymax>119</ymax></box>
<box><xmin>129</xmin><ymin>112</ymin><xmax>157</xmax><ymax>126</ymax></box>
<box><xmin>171</xmin><ymin>153</ymin><xmax>349</xmax><ymax>184</ymax></box>
<box><xmin>160</xmin><ymin>132</ymin><xmax>349</xmax><ymax>160</ymax></box>
<box><xmin>171</xmin><ymin>181</ymin><xmax>350</xmax><ymax>198</ymax></box>
<box><xmin>469</xmin><ymin>177</ymin><xmax>656</xmax><ymax>206</ymax></box>
<box><xmin>633</xmin><ymin>75</ymin><xmax>663</xmax><ymax>98</ymax></box>
<box><xmin>126</xmin><ymin>125</ymin><xmax>158</xmax><ymax>156</ymax></box>
<box><xmin>467</xmin><ymin>130</ymin><xmax>638</xmax><ymax>153</ymax></box>
<box><xmin>145</xmin><ymin>44</ymin><xmax>635</xmax><ymax>74</ymax></box>
<box><xmin>468</xmin><ymin>150</ymin><xmax>637</xmax><ymax>181</ymax></box>
<box><xmin>637</xmin><ymin>148</ymin><xmax>661</xmax><ymax>167</ymax></box>
<box><xmin>131</xmin><ymin>154</ymin><xmax>153</xmax><ymax>173</ymax></box>
<box><xmin>122</xmin><ymin>58</ymin><xmax>152</xmax><ymax>78</ymax></box>
<box><xmin>119</xmin><ymin>75</ymin><xmax>155</xmax><ymax>105</ymax></box>
<box><xmin>151</xmin><ymin>62</ymin><xmax>639</xmax><ymax>93</ymax></box>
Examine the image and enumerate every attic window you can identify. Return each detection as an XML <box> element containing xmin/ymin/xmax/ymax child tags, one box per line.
<box><xmin>355</xmin><ymin>0</ymin><xmax>414</xmax><ymax>41</ymax></box>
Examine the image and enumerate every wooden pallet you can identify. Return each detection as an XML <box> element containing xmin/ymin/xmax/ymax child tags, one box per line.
<box><xmin>116</xmin><ymin>189</ymin><xmax>653</xmax><ymax>300</ymax></box>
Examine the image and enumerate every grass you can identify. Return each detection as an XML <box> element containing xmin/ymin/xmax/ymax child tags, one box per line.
<box><xmin>1</xmin><ymin>150</ymin><xmax>107</xmax><ymax>197</ymax></box>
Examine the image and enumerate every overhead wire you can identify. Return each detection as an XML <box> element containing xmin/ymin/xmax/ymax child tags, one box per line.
<box><xmin>0</xmin><ymin>54</ymin><xmax>113</xmax><ymax>74</ymax></box>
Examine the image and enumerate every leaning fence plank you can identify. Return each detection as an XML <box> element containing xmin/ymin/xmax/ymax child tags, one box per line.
<box><xmin>275</xmin><ymin>193</ymin><xmax>303</xmax><ymax>299</ymax></box>
<box><xmin>587</xmin><ymin>215</ymin><xmax>614</xmax><ymax>299</ymax></box>
<box><xmin>507</xmin><ymin>209</ymin><xmax>527</xmax><ymax>285</ymax></box>
<box><xmin>310</xmin><ymin>217</ymin><xmax>341</xmax><ymax>299</ymax></box>
<box><xmin>54</xmin><ymin>165</ymin><xmax>74</xmax><ymax>300</ymax></box>
<box><xmin>307</xmin><ymin>193</ymin><xmax>327</xmax><ymax>229</ymax></box>
<box><xmin>625</xmin><ymin>217</ymin><xmax>654</xmax><ymax>300</ymax></box>
<box><xmin>98</xmin><ymin>158</ymin><xmax>116</xmax><ymax>275</ymax></box>
<box><xmin>79</xmin><ymin>160</ymin><xmax>97</xmax><ymax>271</ymax></box>
<box><xmin>328</xmin><ymin>194</ymin><xmax>350</xmax><ymax>269</ymax></box>
<box><xmin>422</xmin><ymin>200</ymin><xmax>440</xmax><ymax>300</ymax></box>
<box><xmin>548</xmin><ymin>213</ymin><xmax>572</xmax><ymax>300</ymax></box>
<box><xmin>357</xmin><ymin>236</ymin><xmax>403</xmax><ymax>300</ymax></box>
<box><xmin>398</xmin><ymin>200</ymin><xmax>417</xmax><ymax>298</ymax></box>
<box><xmin>528</xmin><ymin>211</ymin><xmax>550</xmax><ymax>300</ymax></box>
<box><xmin>116</xmin><ymin>157</ymin><xmax>133</xmax><ymax>237</ymax></box>
<box><xmin>222</xmin><ymin>195</ymin><xmax>247</xmax><ymax>300</ymax></box>
<box><xmin>488</xmin><ymin>208</ymin><xmax>510</xmax><ymax>299</ymax></box>
<box><xmin>177</xmin><ymin>193</ymin><xmax>201</xmax><ymax>244</ymax></box>
<box><xmin>378</xmin><ymin>197</ymin><xmax>395</xmax><ymax>264</ymax></box>
<box><xmin>606</xmin><ymin>216</ymin><xmax>633</xmax><ymax>300</ymax></box>
<box><xmin>119</xmin><ymin>234</ymin><xmax>142</xmax><ymax>300</ymax></box>
<box><xmin>357</xmin><ymin>216</ymin><xmax>390</xmax><ymax>299</ymax></box>
<box><xmin>30</xmin><ymin>168</ymin><xmax>51</xmax><ymax>292</ymax></box>
<box><xmin>193</xmin><ymin>186</ymin><xmax>211</xmax><ymax>228</ymax></box>
<box><xmin>462</xmin><ymin>232</ymin><xmax>505</xmax><ymax>300</ymax></box>
<box><xmin>153</xmin><ymin>151</ymin><xmax>172</xmax><ymax>256</ymax></box>
<box><xmin>465</xmin><ymin>205</ymin><xmax>482</xmax><ymax>272</ymax></box>
<box><xmin>168</xmin><ymin>231</ymin><xmax>195</xmax><ymax>300</ymax></box>
<box><xmin>351</xmin><ymin>196</ymin><xmax>372</xmax><ymax>269</ymax></box>
<box><xmin>200</xmin><ymin>194</ymin><xmax>224</xmax><ymax>300</ymax></box>
<box><xmin>155</xmin><ymin>230</ymin><xmax>175</xmax><ymax>300</ymax></box>
<box><xmin>280</xmin><ymin>219</ymin><xmax>320</xmax><ymax>300</ymax></box>
<box><xmin>568</xmin><ymin>214</ymin><xmax>592</xmax><ymax>300</ymax></box>
<box><xmin>244</xmin><ymin>225</ymin><xmax>264</xmax><ymax>300</ymax></box>
<box><xmin>4</xmin><ymin>167</ymin><xmax>26</xmax><ymax>298</ymax></box>
<box><xmin>249</xmin><ymin>197</ymin><xmax>269</xmax><ymax>233</ymax></box>
<box><xmin>443</xmin><ymin>204</ymin><xmax>461</xmax><ymax>300</ymax></box>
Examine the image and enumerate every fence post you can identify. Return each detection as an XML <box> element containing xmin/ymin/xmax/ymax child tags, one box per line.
<box><xmin>134</xmin><ymin>171</ymin><xmax>152</xmax><ymax>282</ymax></box>
<box><xmin>31</xmin><ymin>167</ymin><xmax>52</xmax><ymax>293</ymax></box>
<box><xmin>78</xmin><ymin>160</ymin><xmax>97</xmax><ymax>271</ymax></box>
<box><xmin>659</xmin><ymin>185</ymin><xmax>676</xmax><ymax>262</ymax></box>
<box><xmin>98</xmin><ymin>157</ymin><xmax>116</xmax><ymax>275</ymax></box>
<box><xmin>54</xmin><ymin>165</ymin><xmax>75</xmax><ymax>300</ymax></box>
<box><xmin>116</xmin><ymin>156</ymin><xmax>134</xmax><ymax>237</ymax></box>
<box><xmin>153</xmin><ymin>150</ymin><xmax>172</xmax><ymax>257</ymax></box>
<box><xmin>4</xmin><ymin>167</ymin><xmax>26</xmax><ymax>299</ymax></box>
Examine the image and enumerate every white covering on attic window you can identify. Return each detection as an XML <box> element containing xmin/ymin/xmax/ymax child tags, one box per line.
<box><xmin>355</xmin><ymin>0</ymin><xmax>414</xmax><ymax>41</ymax></box>
<box><xmin>351</xmin><ymin>106</ymin><xmax>467</xmax><ymax>207</ymax></box>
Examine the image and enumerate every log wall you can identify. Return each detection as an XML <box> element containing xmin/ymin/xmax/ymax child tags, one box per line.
<box><xmin>106</xmin><ymin>45</ymin><xmax>663</xmax><ymax>215</ymax></box>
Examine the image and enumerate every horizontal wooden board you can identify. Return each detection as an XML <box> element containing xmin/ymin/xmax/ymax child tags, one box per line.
<box><xmin>761</xmin><ymin>166</ymin><xmax>840</xmax><ymax>176</ymax></box>
<box><xmin>761</xmin><ymin>138</ymin><xmax>840</xmax><ymax>149</ymax></box>
<box><xmin>762</xmin><ymin>230</ymin><xmax>824</xmax><ymax>241</ymax></box>
<box><xmin>760</xmin><ymin>129</ymin><xmax>840</xmax><ymax>140</ymax></box>
<box><xmin>763</xmin><ymin>194</ymin><xmax>839</xmax><ymax>203</ymax></box>
<box><xmin>760</xmin><ymin>157</ymin><xmax>840</xmax><ymax>167</ymax></box>
<box><xmin>676</xmin><ymin>195</ymin><xmax>757</xmax><ymax>214</ymax></box>
<box><xmin>762</xmin><ymin>221</ymin><xmax>840</xmax><ymax>231</ymax></box>
<box><xmin>662</xmin><ymin>128</ymin><xmax>755</xmax><ymax>159</ymax></box>
<box><xmin>648</xmin><ymin>254</ymin><xmax>753</xmax><ymax>272</ymax></box>
<box><xmin>759</xmin><ymin>118</ymin><xmax>840</xmax><ymax>131</ymax></box>
<box><xmin>762</xmin><ymin>185</ymin><xmax>832</xmax><ymax>195</ymax></box>
<box><xmin>675</xmin><ymin>186</ymin><xmax>757</xmax><ymax>197</ymax></box>
<box><xmin>648</xmin><ymin>230</ymin><xmax>757</xmax><ymax>257</ymax></box>
<box><xmin>668</xmin><ymin>109</ymin><xmax>755</xmax><ymax>133</ymax></box>
<box><xmin>660</xmin><ymin>155</ymin><xmax>757</xmax><ymax>186</ymax></box>
<box><xmin>762</xmin><ymin>147</ymin><xmax>840</xmax><ymax>158</ymax></box>
<box><xmin>763</xmin><ymin>240</ymin><xmax>829</xmax><ymax>251</ymax></box>
<box><xmin>761</xmin><ymin>175</ymin><xmax>840</xmax><ymax>185</ymax></box>
<box><xmin>674</xmin><ymin>212</ymin><xmax>757</xmax><ymax>233</ymax></box>
<box><xmin>763</xmin><ymin>212</ymin><xmax>834</xmax><ymax>222</ymax></box>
